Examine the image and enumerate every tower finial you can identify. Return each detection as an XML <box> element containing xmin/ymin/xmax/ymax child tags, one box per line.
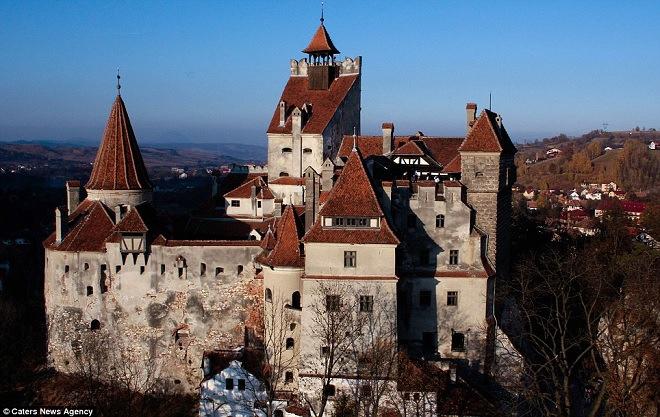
<box><xmin>116</xmin><ymin>67</ymin><xmax>121</xmax><ymax>96</ymax></box>
<box><xmin>320</xmin><ymin>0</ymin><xmax>324</xmax><ymax>24</ymax></box>
<box><xmin>352</xmin><ymin>126</ymin><xmax>357</xmax><ymax>152</ymax></box>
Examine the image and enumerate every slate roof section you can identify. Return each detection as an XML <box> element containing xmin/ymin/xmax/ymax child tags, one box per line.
<box><xmin>267</xmin><ymin>75</ymin><xmax>358</xmax><ymax>134</ymax></box>
<box><xmin>459</xmin><ymin>109</ymin><xmax>517</xmax><ymax>154</ymax></box>
<box><xmin>224</xmin><ymin>176</ymin><xmax>275</xmax><ymax>200</ymax></box>
<box><xmin>262</xmin><ymin>205</ymin><xmax>305</xmax><ymax>268</ymax></box>
<box><xmin>86</xmin><ymin>95</ymin><xmax>152</xmax><ymax>191</ymax></box>
<box><xmin>302</xmin><ymin>23</ymin><xmax>340</xmax><ymax>55</ymax></box>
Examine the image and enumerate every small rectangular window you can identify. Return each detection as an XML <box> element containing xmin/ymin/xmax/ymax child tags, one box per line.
<box><xmin>200</xmin><ymin>263</ymin><xmax>206</xmax><ymax>276</ymax></box>
<box><xmin>215</xmin><ymin>267</ymin><xmax>224</xmax><ymax>276</ymax></box>
<box><xmin>115</xmin><ymin>265</ymin><xmax>121</xmax><ymax>273</ymax></box>
<box><xmin>359</xmin><ymin>295</ymin><xmax>373</xmax><ymax>313</ymax></box>
<box><xmin>64</xmin><ymin>265</ymin><xmax>70</xmax><ymax>274</ymax></box>
<box><xmin>419</xmin><ymin>290</ymin><xmax>432</xmax><ymax>307</ymax></box>
<box><xmin>160</xmin><ymin>264</ymin><xmax>165</xmax><ymax>275</ymax></box>
<box><xmin>451</xmin><ymin>331</ymin><xmax>466</xmax><ymax>352</ymax></box>
<box><xmin>226</xmin><ymin>378</ymin><xmax>234</xmax><ymax>390</ymax></box>
<box><xmin>320</xmin><ymin>346</ymin><xmax>329</xmax><ymax>357</ymax></box>
<box><xmin>86</xmin><ymin>286</ymin><xmax>93</xmax><ymax>296</ymax></box>
<box><xmin>231</xmin><ymin>200</ymin><xmax>240</xmax><ymax>207</ymax></box>
<box><xmin>257</xmin><ymin>200</ymin><xmax>262</xmax><ymax>208</ymax></box>
<box><xmin>140</xmin><ymin>266</ymin><xmax>145</xmax><ymax>275</ymax></box>
<box><xmin>344</xmin><ymin>251</ymin><xmax>357</xmax><ymax>268</ymax></box>
<box><xmin>447</xmin><ymin>291</ymin><xmax>458</xmax><ymax>306</ymax></box>
<box><xmin>326</xmin><ymin>295</ymin><xmax>341</xmax><ymax>312</ymax></box>
<box><xmin>436</xmin><ymin>214</ymin><xmax>445</xmax><ymax>228</ymax></box>
<box><xmin>449</xmin><ymin>250</ymin><xmax>459</xmax><ymax>265</ymax></box>
<box><xmin>238</xmin><ymin>379</ymin><xmax>246</xmax><ymax>391</ymax></box>
<box><xmin>324</xmin><ymin>384</ymin><xmax>336</xmax><ymax>397</ymax></box>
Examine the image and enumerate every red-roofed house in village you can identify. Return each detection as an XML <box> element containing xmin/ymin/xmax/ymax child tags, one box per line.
<box><xmin>46</xmin><ymin>15</ymin><xmax>514</xmax><ymax>417</ymax></box>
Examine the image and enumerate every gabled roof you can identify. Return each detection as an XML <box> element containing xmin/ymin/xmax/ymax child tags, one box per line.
<box><xmin>459</xmin><ymin>109</ymin><xmax>517</xmax><ymax>154</ymax></box>
<box><xmin>302</xmin><ymin>23</ymin><xmax>340</xmax><ymax>55</ymax></box>
<box><xmin>86</xmin><ymin>95</ymin><xmax>152</xmax><ymax>191</ymax></box>
<box><xmin>262</xmin><ymin>205</ymin><xmax>304</xmax><ymax>268</ymax></box>
<box><xmin>303</xmin><ymin>150</ymin><xmax>399</xmax><ymax>245</ymax></box>
<box><xmin>45</xmin><ymin>200</ymin><xmax>115</xmax><ymax>252</ymax></box>
<box><xmin>224</xmin><ymin>176</ymin><xmax>274</xmax><ymax>200</ymax></box>
<box><xmin>392</xmin><ymin>140</ymin><xmax>425</xmax><ymax>156</ymax></box>
<box><xmin>319</xmin><ymin>149</ymin><xmax>383</xmax><ymax>217</ymax></box>
<box><xmin>267</xmin><ymin>75</ymin><xmax>358</xmax><ymax>134</ymax></box>
<box><xmin>442</xmin><ymin>154</ymin><xmax>461</xmax><ymax>173</ymax></box>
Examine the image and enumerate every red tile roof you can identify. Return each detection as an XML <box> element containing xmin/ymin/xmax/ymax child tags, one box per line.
<box><xmin>86</xmin><ymin>96</ymin><xmax>152</xmax><ymax>191</ymax></box>
<box><xmin>113</xmin><ymin>206</ymin><xmax>148</xmax><ymax>233</ymax></box>
<box><xmin>46</xmin><ymin>200</ymin><xmax>115</xmax><ymax>252</ymax></box>
<box><xmin>303</xmin><ymin>150</ymin><xmax>399</xmax><ymax>245</ymax></box>
<box><xmin>224</xmin><ymin>176</ymin><xmax>275</xmax><ymax>200</ymax></box>
<box><xmin>419</xmin><ymin>137</ymin><xmax>463</xmax><ymax>166</ymax></box>
<box><xmin>459</xmin><ymin>109</ymin><xmax>516</xmax><ymax>154</ymax></box>
<box><xmin>393</xmin><ymin>140</ymin><xmax>425</xmax><ymax>156</ymax></box>
<box><xmin>263</xmin><ymin>205</ymin><xmax>305</xmax><ymax>268</ymax></box>
<box><xmin>260</xmin><ymin>226</ymin><xmax>276</xmax><ymax>251</ymax></box>
<box><xmin>442</xmin><ymin>154</ymin><xmax>461</xmax><ymax>173</ymax></box>
<box><xmin>267</xmin><ymin>75</ymin><xmax>359</xmax><ymax>134</ymax></box>
<box><xmin>269</xmin><ymin>177</ymin><xmax>306</xmax><ymax>186</ymax></box>
<box><xmin>302</xmin><ymin>23</ymin><xmax>340</xmax><ymax>55</ymax></box>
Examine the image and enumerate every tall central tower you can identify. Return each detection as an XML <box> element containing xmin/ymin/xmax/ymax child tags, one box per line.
<box><xmin>266</xmin><ymin>16</ymin><xmax>361</xmax><ymax>192</ymax></box>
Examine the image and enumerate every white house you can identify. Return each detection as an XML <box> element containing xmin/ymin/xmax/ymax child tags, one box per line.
<box><xmin>200</xmin><ymin>360</ymin><xmax>268</xmax><ymax>417</ymax></box>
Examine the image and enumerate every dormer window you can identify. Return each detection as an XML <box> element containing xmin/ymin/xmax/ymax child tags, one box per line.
<box><xmin>120</xmin><ymin>233</ymin><xmax>145</xmax><ymax>253</ymax></box>
<box><xmin>327</xmin><ymin>217</ymin><xmax>376</xmax><ymax>228</ymax></box>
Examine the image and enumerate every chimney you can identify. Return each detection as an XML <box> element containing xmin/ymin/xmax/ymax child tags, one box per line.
<box><xmin>250</xmin><ymin>184</ymin><xmax>257</xmax><ymax>215</ymax></box>
<box><xmin>66</xmin><ymin>181</ymin><xmax>80</xmax><ymax>215</ymax></box>
<box><xmin>114</xmin><ymin>205</ymin><xmax>123</xmax><ymax>223</ymax></box>
<box><xmin>321</xmin><ymin>158</ymin><xmax>335</xmax><ymax>192</ymax></box>
<box><xmin>304</xmin><ymin>168</ymin><xmax>320</xmax><ymax>232</ymax></box>
<box><xmin>466</xmin><ymin>103</ymin><xmax>477</xmax><ymax>131</ymax></box>
<box><xmin>382</xmin><ymin>122</ymin><xmax>394</xmax><ymax>154</ymax></box>
<box><xmin>274</xmin><ymin>199</ymin><xmax>283</xmax><ymax>217</ymax></box>
<box><xmin>55</xmin><ymin>207</ymin><xmax>68</xmax><ymax>243</ymax></box>
<box><xmin>279</xmin><ymin>101</ymin><xmax>286</xmax><ymax>127</ymax></box>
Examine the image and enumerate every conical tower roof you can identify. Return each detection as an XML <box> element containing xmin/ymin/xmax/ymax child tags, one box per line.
<box><xmin>302</xmin><ymin>23</ymin><xmax>340</xmax><ymax>55</ymax></box>
<box><xmin>86</xmin><ymin>95</ymin><xmax>152</xmax><ymax>191</ymax></box>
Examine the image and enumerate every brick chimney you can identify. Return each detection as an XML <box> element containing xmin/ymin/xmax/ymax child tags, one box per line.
<box><xmin>55</xmin><ymin>207</ymin><xmax>68</xmax><ymax>243</ymax></box>
<box><xmin>382</xmin><ymin>122</ymin><xmax>394</xmax><ymax>154</ymax></box>
<box><xmin>66</xmin><ymin>180</ymin><xmax>80</xmax><ymax>215</ymax></box>
<box><xmin>466</xmin><ymin>103</ymin><xmax>477</xmax><ymax>131</ymax></box>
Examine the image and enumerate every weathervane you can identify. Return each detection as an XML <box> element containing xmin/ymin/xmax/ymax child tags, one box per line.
<box><xmin>352</xmin><ymin>126</ymin><xmax>357</xmax><ymax>151</ymax></box>
<box><xmin>320</xmin><ymin>1</ymin><xmax>324</xmax><ymax>24</ymax></box>
<box><xmin>116</xmin><ymin>67</ymin><xmax>121</xmax><ymax>96</ymax></box>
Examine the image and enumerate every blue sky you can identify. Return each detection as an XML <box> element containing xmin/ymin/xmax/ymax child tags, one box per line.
<box><xmin>1</xmin><ymin>1</ymin><xmax>659</xmax><ymax>144</ymax></box>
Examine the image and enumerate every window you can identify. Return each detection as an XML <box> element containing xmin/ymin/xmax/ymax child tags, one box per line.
<box><xmin>447</xmin><ymin>291</ymin><xmax>458</xmax><ymax>306</ymax></box>
<box><xmin>326</xmin><ymin>295</ymin><xmax>341</xmax><ymax>312</ymax></box>
<box><xmin>200</xmin><ymin>263</ymin><xmax>206</xmax><ymax>276</ymax></box>
<box><xmin>419</xmin><ymin>290</ymin><xmax>431</xmax><ymax>307</ymax></box>
<box><xmin>324</xmin><ymin>384</ymin><xmax>336</xmax><ymax>397</ymax></box>
<box><xmin>291</xmin><ymin>291</ymin><xmax>301</xmax><ymax>309</ymax></box>
<box><xmin>436</xmin><ymin>214</ymin><xmax>445</xmax><ymax>228</ymax></box>
<box><xmin>115</xmin><ymin>265</ymin><xmax>121</xmax><ymax>273</ymax></box>
<box><xmin>100</xmin><ymin>265</ymin><xmax>108</xmax><ymax>293</ymax></box>
<box><xmin>286</xmin><ymin>338</ymin><xmax>295</xmax><ymax>350</ymax></box>
<box><xmin>90</xmin><ymin>320</ymin><xmax>100</xmax><ymax>331</ymax></box>
<box><xmin>178</xmin><ymin>267</ymin><xmax>184</xmax><ymax>278</ymax></box>
<box><xmin>237</xmin><ymin>265</ymin><xmax>243</xmax><ymax>274</ymax></box>
<box><xmin>344</xmin><ymin>251</ymin><xmax>357</xmax><ymax>268</ymax></box>
<box><xmin>332</xmin><ymin>217</ymin><xmax>370</xmax><ymax>227</ymax></box>
<box><xmin>238</xmin><ymin>379</ymin><xmax>246</xmax><ymax>391</ymax></box>
<box><xmin>86</xmin><ymin>286</ymin><xmax>93</xmax><ymax>296</ymax></box>
<box><xmin>290</xmin><ymin>323</ymin><xmax>297</xmax><ymax>331</ymax></box>
<box><xmin>160</xmin><ymin>264</ymin><xmax>165</xmax><ymax>275</ymax></box>
<box><xmin>282</xmin><ymin>147</ymin><xmax>292</xmax><ymax>153</ymax></box>
<box><xmin>215</xmin><ymin>267</ymin><xmax>224</xmax><ymax>276</ymax></box>
<box><xmin>274</xmin><ymin>411</ymin><xmax>284</xmax><ymax>417</ymax></box>
<box><xmin>231</xmin><ymin>200</ymin><xmax>240</xmax><ymax>207</ymax></box>
<box><xmin>449</xmin><ymin>250</ymin><xmax>459</xmax><ymax>265</ymax></box>
<box><xmin>265</xmin><ymin>288</ymin><xmax>273</xmax><ymax>302</ymax></box>
<box><xmin>65</xmin><ymin>265</ymin><xmax>70</xmax><ymax>274</ymax></box>
<box><xmin>303</xmin><ymin>148</ymin><xmax>312</xmax><ymax>154</ymax></box>
<box><xmin>83</xmin><ymin>263</ymin><xmax>90</xmax><ymax>271</ymax></box>
<box><xmin>257</xmin><ymin>200</ymin><xmax>262</xmax><ymax>208</ymax></box>
<box><xmin>320</xmin><ymin>346</ymin><xmax>329</xmax><ymax>357</ymax></box>
<box><xmin>226</xmin><ymin>378</ymin><xmax>234</xmax><ymax>390</ymax></box>
<box><xmin>359</xmin><ymin>295</ymin><xmax>373</xmax><ymax>313</ymax></box>
<box><xmin>140</xmin><ymin>266</ymin><xmax>145</xmax><ymax>274</ymax></box>
<box><xmin>279</xmin><ymin>172</ymin><xmax>289</xmax><ymax>177</ymax></box>
<box><xmin>451</xmin><ymin>331</ymin><xmax>466</xmax><ymax>352</ymax></box>
<box><xmin>285</xmin><ymin>371</ymin><xmax>294</xmax><ymax>383</ymax></box>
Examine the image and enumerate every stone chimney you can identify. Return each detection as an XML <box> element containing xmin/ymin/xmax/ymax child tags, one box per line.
<box><xmin>304</xmin><ymin>167</ymin><xmax>320</xmax><ymax>232</ymax></box>
<box><xmin>274</xmin><ymin>199</ymin><xmax>283</xmax><ymax>217</ymax></box>
<box><xmin>55</xmin><ymin>207</ymin><xmax>67</xmax><ymax>243</ymax></box>
<box><xmin>382</xmin><ymin>122</ymin><xmax>394</xmax><ymax>154</ymax></box>
<box><xmin>466</xmin><ymin>103</ymin><xmax>477</xmax><ymax>131</ymax></box>
<box><xmin>66</xmin><ymin>180</ymin><xmax>80</xmax><ymax>215</ymax></box>
<box><xmin>278</xmin><ymin>101</ymin><xmax>286</xmax><ymax>127</ymax></box>
<box><xmin>114</xmin><ymin>205</ymin><xmax>123</xmax><ymax>223</ymax></box>
<box><xmin>321</xmin><ymin>158</ymin><xmax>335</xmax><ymax>192</ymax></box>
<box><xmin>292</xmin><ymin>108</ymin><xmax>303</xmax><ymax>177</ymax></box>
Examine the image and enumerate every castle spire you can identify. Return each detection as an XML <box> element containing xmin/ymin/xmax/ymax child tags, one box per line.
<box><xmin>302</xmin><ymin>12</ymin><xmax>340</xmax><ymax>56</ymax></box>
<box><xmin>116</xmin><ymin>67</ymin><xmax>121</xmax><ymax>96</ymax></box>
<box><xmin>320</xmin><ymin>1</ymin><xmax>324</xmax><ymax>24</ymax></box>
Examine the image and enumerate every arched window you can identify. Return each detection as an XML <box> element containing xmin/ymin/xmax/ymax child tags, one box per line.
<box><xmin>279</xmin><ymin>172</ymin><xmax>289</xmax><ymax>177</ymax></box>
<box><xmin>291</xmin><ymin>291</ymin><xmax>301</xmax><ymax>309</ymax></box>
<box><xmin>90</xmin><ymin>320</ymin><xmax>100</xmax><ymax>331</ymax></box>
<box><xmin>282</xmin><ymin>148</ymin><xmax>292</xmax><ymax>154</ymax></box>
<box><xmin>286</xmin><ymin>338</ymin><xmax>295</xmax><ymax>350</ymax></box>
<box><xmin>265</xmin><ymin>288</ymin><xmax>272</xmax><ymax>302</ymax></box>
<box><xmin>436</xmin><ymin>214</ymin><xmax>445</xmax><ymax>228</ymax></box>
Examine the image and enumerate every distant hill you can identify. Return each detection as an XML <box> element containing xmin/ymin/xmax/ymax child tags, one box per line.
<box><xmin>516</xmin><ymin>130</ymin><xmax>659</xmax><ymax>192</ymax></box>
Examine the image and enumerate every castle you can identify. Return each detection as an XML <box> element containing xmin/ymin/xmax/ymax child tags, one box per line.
<box><xmin>44</xmin><ymin>15</ymin><xmax>516</xmax><ymax>414</ymax></box>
